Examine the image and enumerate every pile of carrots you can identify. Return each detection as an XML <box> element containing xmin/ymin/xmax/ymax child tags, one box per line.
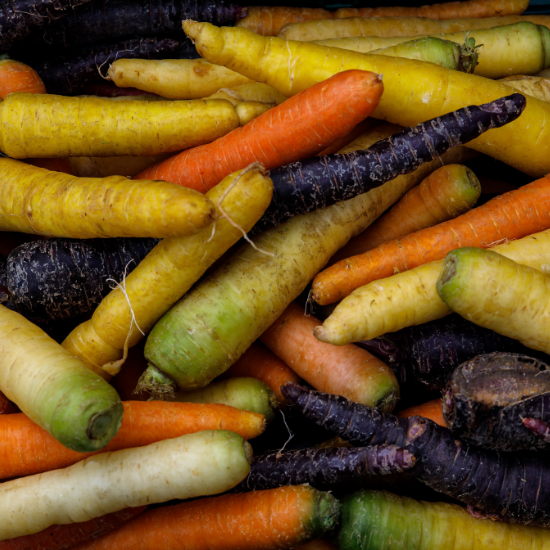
<box><xmin>3</xmin><ymin>0</ymin><xmax>550</xmax><ymax>548</ymax></box>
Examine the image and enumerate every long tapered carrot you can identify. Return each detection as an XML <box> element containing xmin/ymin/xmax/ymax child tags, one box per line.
<box><xmin>0</xmin><ymin>56</ymin><xmax>46</xmax><ymax>98</ymax></box>
<box><xmin>136</xmin><ymin>70</ymin><xmax>383</xmax><ymax>192</ymax></box>
<box><xmin>220</xmin><ymin>341</ymin><xmax>302</xmax><ymax>406</ymax></box>
<box><xmin>328</xmin><ymin>164</ymin><xmax>481</xmax><ymax>266</ymax></box>
<box><xmin>0</xmin><ymin>400</ymin><xmax>265</xmax><ymax>480</ymax></box>
<box><xmin>0</xmin><ymin>507</ymin><xmax>147</xmax><ymax>550</ymax></box>
<box><xmin>312</xmin><ymin>174</ymin><xmax>550</xmax><ymax>305</ymax></box>
<box><xmin>397</xmin><ymin>398</ymin><xmax>445</xmax><ymax>427</ymax></box>
<box><xmin>260</xmin><ymin>301</ymin><xmax>399</xmax><ymax>410</ymax></box>
<box><xmin>69</xmin><ymin>485</ymin><xmax>341</xmax><ymax>550</ymax></box>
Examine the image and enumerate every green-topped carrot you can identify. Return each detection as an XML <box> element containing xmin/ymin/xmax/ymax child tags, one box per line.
<box><xmin>0</xmin><ymin>304</ymin><xmax>123</xmax><ymax>453</ymax></box>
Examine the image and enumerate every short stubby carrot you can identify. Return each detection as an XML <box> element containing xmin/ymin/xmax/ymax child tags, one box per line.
<box><xmin>0</xmin><ymin>401</ymin><xmax>265</xmax><ymax>480</ymax></box>
<box><xmin>397</xmin><ymin>398</ymin><xmax>446</xmax><ymax>427</ymax></box>
<box><xmin>312</xmin><ymin>174</ymin><xmax>550</xmax><ymax>305</ymax></box>
<box><xmin>0</xmin><ymin>56</ymin><xmax>46</xmax><ymax>98</ymax></box>
<box><xmin>137</xmin><ymin>70</ymin><xmax>383</xmax><ymax>192</ymax></box>
<box><xmin>69</xmin><ymin>485</ymin><xmax>341</xmax><ymax>550</ymax></box>
<box><xmin>261</xmin><ymin>301</ymin><xmax>399</xmax><ymax>410</ymax></box>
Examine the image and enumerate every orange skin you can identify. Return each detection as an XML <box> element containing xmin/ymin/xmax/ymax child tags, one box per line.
<box><xmin>398</xmin><ymin>398</ymin><xmax>446</xmax><ymax>427</ymax></box>
<box><xmin>0</xmin><ymin>401</ymin><xmax>265</xmax><ymax>480</ymax></box>
<box><xmin>313</xmin><ymin>174</ymin><xmax>550</xmax><ymax>305</ymax></box>
<box><xmin>137</xmin><ymin>70</ymin><xmax>383</xmax><ymax>192</ymax></box>
<box><xmin>0</xmin><ymin>59</ymin><xmax>46</xmax><ymax>98</ymax></box>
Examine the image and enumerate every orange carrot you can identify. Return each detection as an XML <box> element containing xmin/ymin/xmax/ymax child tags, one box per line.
<box><xmin>0</xmin><ymin>507</ymin><xmax>147</xmax><ymax>550</ymax></box>
<box><xmin>335</xmin><ymin>0</ymin><xmax>529</xmax><ymax>20</ymax></box>
<box><xmin>328</xmin><ymin>164</ymin><xmax>481</xmax><ymax>266</ymax></box>
<box><xmin>0</xmin><ymin>56</ymin><xmax>46</xmax><ymax>98</ymax></box>
<box><xmin>315</xmin><ymin>118</ymin><xmax>381</xmax><ymax>157</ymax></box>
<box><xmin>220</xmin><ymin>341</ymin><xmax>302</xmax><ymax>406</ymax></box>
<box><xmin>397</xmin><ymin>398</ymin><xmax>445</xmax><ymax>427</ymax></box>
<box><xmin>312</xmin><ymin>174</ymin><xmax>550</xmax><ymax>305</ymax></box>
<box><xmin>70</xmin><ymin>485</ymin><xmax>340</xmax><ymax>550</ymax></box>
<box><xmin>0</xmin><ymin>400</ymin><xmax>265</xmax><ymax>480</ymax></box>
<box><xmin>236</xmin><ymin>6</ymin><xmax>334</xmax><ymax>36</ymax></box>
<box><xmin>260</xmin><ymin>301</ymin><xmax>399</xmax><ymax>411</ymax></box>
<box><xmin>136</xmin><ymin>69</ymin><xmax>383</xmax><ymax>192</ymax></box>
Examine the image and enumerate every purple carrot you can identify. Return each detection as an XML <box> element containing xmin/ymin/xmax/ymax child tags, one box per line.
<box><xmin>281</xmin><ymin>382</ymin><xmax>550</xmax><ymax>527</ymax></box>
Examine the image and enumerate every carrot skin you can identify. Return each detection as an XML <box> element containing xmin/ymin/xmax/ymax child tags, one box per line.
<box><xmin>281</xmin><ymin>383</ymin><xmax>550</xmax><ymax>527</ymax></box>
<box><xmin>137</xmin><ymin>69</ymin><xmax>384</xmax><ymax>191</ymax></box>
<box><xmin>250</xmin><ymin>94</ymin><xmax>525</xmax><ymax>234</ymax></box>
<box><xmin>398</xmin><ymin>399</ymin><xmax>445</xmax><ymax>427</ymax></box>
<box><xmin>235</xmin><ymin>445</ymin><xmax>415</xmax><ymax>492</ymax></box>
<box><xmin>0</xmin><ymin>401</ymin><xmax>264</xmax><ymax>480</ymax></box>
<box><xmin>0</xmin><ymin>59</ymin><xmax>46</xmax><ymax>98</ymax></box>
<box><xmin>0</xmin><ymin>507</ymin><xmax>146</xmax><ymax>550</ymax></box>
<box><xmin>69</xmin><ymin>485</ymin><xmax>340</xmax><ymax>550</ymax></box>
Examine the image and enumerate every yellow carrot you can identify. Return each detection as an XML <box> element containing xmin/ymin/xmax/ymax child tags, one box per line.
<box><xmin>0</xmin><ymin>158</ymin><xmax>214</xmax><ymax>239</ymax></box>
<box><xmin>207</xmin><ymin>81</ymin><xmax>288</xmax><ymax>106</ymax></box>
<box><xmin>501</xmin><ymin>75</ymin><xmax>550</xmax><ymax>102</ymax></box>
<box><xmin>182</xmin><ymin>20</ymin><xmax>550</xmax><ymax>177</ymax></box>
<box><xmin>0</xmin><ymin>93</ymin><xmax>242</xmax><ymax>158</ymax></box>
<box><xmin>278</xmin><ymin>14</ymin><xmax>550</xmax><ymax>41</ymax></box>
<box><xmin>314</xmin><ymin>228</ymin><xmax>550</xmax><ymax>345</ymax></box>
<box><xmin>61</xmin><ymin>165</ymin><xmax>273</xmax><ymax>377</ymax></box>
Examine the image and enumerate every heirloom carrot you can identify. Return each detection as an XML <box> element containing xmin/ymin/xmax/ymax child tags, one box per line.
<box><xmin>0</xmin><ymin>400</ymin><xmax>265</xmax><ymax>480</ymax></box>
<box><xmin>0</xmin><ymin>56</ymin><xmax>46</xmax><ymax>98</ymax></box>
<box><xmin>69</xmin><ymin>485</ymin><xmax>340</xmax><ymax>550</ymax></box>
<box><xmin>312</xmin><ymin>174</ymin><xmax>550</xmax><ymax>305</ymax></box>
<box><xmin>260</xmin><ymin>301</ymin><xmax>399</xmax><ymax>409</ymax></box>
<box><xmin>137</xmin><ymin>70</ymin><xmax>384</xmax><ymax>192</ymax></box>
<box><xmin>397</xmin><ymin>399</ymin><xmax>445</xmax><ymax>427</ymax></box>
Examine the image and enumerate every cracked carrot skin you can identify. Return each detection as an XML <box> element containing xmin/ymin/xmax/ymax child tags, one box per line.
<box><xmin>61</xmin><ymin>165</ymin><xmax>272</xmax><ymax>377</ymax></box>
<box><xmin>0</xmin><ymin>400</ymin><xmax>265</xmax><ymax>480</ymax></box>
<box><xmin>312</xmin><ymin>174</ymin><xmax>550</xmax><ymax>306</ymax></box>
<box><xmin>0</xmin><ymin>158</ymin><xmax>215</xmax><ymax>239</ymax></box>
<box><xmin>437</xmin><ymin>248</ymin><xmax>550</xmax><ymax>355</ymax></box>
<box><xmin>137</xmin><ymin>69</ymin><xmax>383</xmax><ymax>193</ymax></box>
<box><xmin>0</xmin><ymin>93</ymin><xmax>241</xmax><ymax>158</ymax></box>
<box><xmin>314</xmin><ymin>227</ymin><xmax>550</xmax><ymax>345</ymax></box>
<box><xmin>181</xmin><ymin>20</ymin><xmax>550</xmax><ymax>177</ymax></box>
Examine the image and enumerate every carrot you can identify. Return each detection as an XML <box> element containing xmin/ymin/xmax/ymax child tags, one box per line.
<box><xmin>0</xmin><ymin>507</ymin><xmax>147</xmax><ymax>550</ymax></box>
<box><xmin>61</xmin><ymin>165</ymin><xmax>272</xmax><ymax>377</ymax></box>
<box><xmin>136</xmin><ymin>70</ymin><xmax>384</xmax><ymax>193</ymax></box>
<box><xmin>69</xmin><ymin>485</ymin><xmax>340</xmax><ymax>550</ymax></box>
<box><xmin>207</xmin><ymin>81</ymin><xmax>288</xmax><ymax>106</ymax></box>
<box><xmin>181</xmin><ymin>21</ymin><xmax>550</xmax><ymax>177</ymax></box>
<box><xmin>316</xmin><ymin>227</ymin><xmax>550</xmax><ymax>345</ymax></box>
<box><xmin>0</xmin><ymin>55</ymin><xmax>46</xmax><ymax>98</ymax></box>
<box><xmin>312</xmin><ymin>174</ymin><xmax>550</xmax><ymax>306</ymax></box>
<box><xmin>220</xmin><ymin>341</ymin><xmax>302</xmax><ymax>406</ymax></box>
<box><xmin>260</xmin><ymin>301</ymin><xmax>399</xmax><ymax>410</ymax></box>
<box><xmin>0</xmin><ymin>430</ymin><xmax>252</xmax><ymax>541</ymax></box>
<box><xmin>0</xmin><ymin>391</ymin><xmax>16</xmax><ymax>415</ymax></box>
<box><xmin>69</xmin><ymin>153</ymin><xmax>173</xmax><ymax>178</ymax></box>
<box><xmin>329</xmin><ymin>164</ymin><xmax>481</xmax><ymax>266</ymax></box>
<box><xmin>278</xmin><ymin>14</ymin><xmax>550</xmax><ymax>41</ymax></box>
<box><xmin>315</xmin><ymin>119</ymin><xmax>381</xmax><ymax>157</ymax></box>
<box><xmin>398</xmin><ymin>398</ymin><xmax>445</xmax><ymax>427</ymax></box>
<box><xmin>0</xmin><ymin>304</ymin><xmax>123</xmax><ymax>453</ymax></box>
<box><xmin>335</xmin><ymin>0</ymin><xmax>529</xmax><ymax>19</ymax></box>
<box><xmin>0</xmin><ymin>400</ymin><xmax>264</xmax><ymax>480</ymax></box>
<box><xmin>24</xmin><ymin>158</ymin><xmax>73</xmax><ymax>175</ymax></box>
<box><xmin>0</xmin><ymin>158</ymin><xmax>215</xmax><ymax>239</ymax></box>
<box><xmin>235</xmin><ymin>6</ymin><xmax>334</xmax><ymax>36</ymax></box>
<box><xmin>501</xmin><ymin>75</ymin><xmax>550</xmax><ymax>102</ymax></box>
<box><xmin>0</xmin><ymin>93</ymin><xmax>243</xmax><ymax>158</ymax></box>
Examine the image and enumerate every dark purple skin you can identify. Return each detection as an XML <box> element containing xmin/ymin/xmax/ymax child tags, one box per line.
<box><xmin>0</xmin><ymin>0</ymin><xmax>90</xmax><ymax>52</ymax></box>
<box><xmin>443</xmin><ymin>352</ymin><xmax>550</xmax><ymax>451</ymax></box>
<box><xmin>6</xmin><ymin>237</ymin><xmax>159</xmax><ymax>323</ymax></box>
<box><xmin>249</xmin><ymin>93</ymin><xmax>526</xmax><ymax>235</ymax></box>
<box><xmin>358</xmin><ymin>314</ymin><xmax>546</xmax><ymax>392</ymax></box>
<box><xmin>29</xmin><ymin>36</ymin><xmax>180</xmax><ymax>95</ymax></box>
<box><xmin>16</xmin><ymin>0</ymin><xmax>245</xmax><ymax>49</ymax></box>
<box><xmin>281</xmin><ymin>382</ymin><xmax>550</xmax><ymax>527</ymax></box>
<box><xmin>235</xmin><ymin>445</ymin><xmax>415</xmax><ymax>492</ymax></box>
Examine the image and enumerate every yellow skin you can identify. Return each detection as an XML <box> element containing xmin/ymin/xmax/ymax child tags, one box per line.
<box><xmin>107</xmin><ymin>58</ymin><xmax>253</xmax><ymax>100</ymax></box>
<box><xmin>208</xmin><ymin>81</ymin><xmax>288</xmax><ymax>105</ymax></box>
<box><xmin>182</xmin><ymin>21</ymin><xmax>550</xmax><ymax>178</ymax></box>
<box><xmin>501</xmin><ymin>75</ymin><xmax>550</xmax><ymax>102</ymax></box>
<box><xmin>62</xmin><ymin>165</ymin><xmax>273</xmax><ymax>377</ymax></box>
<box><xmin>314</xmin><ymin>228</ymin><xmax>550</xmax><ymax>345</ymax></box>
<box><xmin>438</xmin><ymin>248</ymin><xmax>550</xmax><ymax>355</ymax></box>
<box><xmin>316</xmin><ymin>22</ymin><xmax>550</xmax><ymax>79</ymax></box>
<box><xmin>0</xmin><ymin>430</ymin><xmax>252</xmax><ymax>541</ymax></box>
<box><xmin>278</xmin><ymin>14</ymin><xmax>550</xmax><ymax>41</ymax></box>
<box><xmin>0</xmin><ymin>93</ymin><xmax>241</xmax><ymax>158</ymax></box>
<box><xmin>0</xmin><ymin>158</ymin><xmax>214</xmax><ymax>238</ymax></box>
